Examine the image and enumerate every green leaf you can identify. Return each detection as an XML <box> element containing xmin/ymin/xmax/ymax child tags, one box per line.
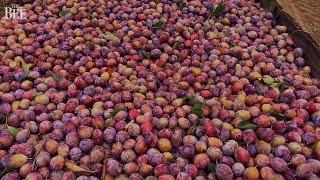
<box><xmin>213</xmin><ymin>28</ymin><xmax>219</xmax><ymax>34</ymax></box>
<box><xmin>183</xmin><ymin>95</ymin><xmax>196</xmax><ymax>101</ymax></box>
<box><xmin>204</xmin><ymin>19</ymin><xmax>210</xmax><ymax>26</ymax></box>
<box><xmin>187</xmin><ymin>124</ymin><xmax>197</xmax><ymax>135</ymax></box>
<box><xmin>238</xmin><ymin>141</ymin><xmax>246</xmax><ymax>146</ymax></box>
<box><xmin>259</xmin><ymin>77</ymin><xmax>283</xmax><ymax>89</ymax></box>
<box><xmin>104</xmin><ymin>32</ymin><xmax>118</xmax><ymax>42</ymax></box>
<box><xmin>41</xmin><ymin>0</ymin><xmax>46</xmax><ymax>7</ymax></box>
<box><xmin>152</xmin><ymin>21</ymin><xmax>165</xmax><ymax>29</ymax></box>
<box><xmin>173</xmin><ymin>40</ymin><xmax>181</xmax><ymax>49</ymax></box>
<box><xmin>208</xmin><ymin>162</ymin><xmax>217</xmax><ymax>173</ymax></box>
<box><xmin>110</xmin><ymin>107</ymin><xmax>127</xmax><ymax>118</ymax></box>
<box><xmin>256</xmin><ymin>77</ymin><xmax>262</xmax><ymax>81</ymax></box>
<box><xmin>268</xmin><ymin>1</ymin><xmax>277</xmax><ymax>13</ymax></box>
<box><xmin>192</xmin><ymin>100</ymin><xmax>203</xmax><ymax>117</ymax></box>
<box><xmin>21</xmin><ymin>76</ymin><xmax>35</xmax><ymax>82</ymax></box>
<box><xmin>279</xmin><ymin>83</ymin><xmax>289</xmax><ymax>93</ymax></box>
<box><xmin>275</xmin><ymin>78</ymin><xmax>283</xmax><ymax>83</ymax></box>
<box><xmin>312</xmin><ymin>142</ymin><xmax>320</xmax><ymax>150</ymax></box>
<box><xmin>59</xmin><ymin>10</ymin><xmax>67</xmax><ymax>17</ymax></box>
<box><xmin>205</xmin><ymin>83</ymin><xmax>214</xmax><ymax>89</ymax></box>
<box><xmin>7</xmin><ymin>126</ymin><xmax>19</xmax><ymax>137</ymax></box>
<box><xmin>272</xmin><ymin>112</ymin><xmax>285</xmax><ymax>120</ymax></box>
<box><xmin>50</xmin><ymin>71</ymin><xmax>62</xmax><ymax>82</ymax></box>
<box><xmin>0</xmin><ymin>117</ymin><xmax>6</xmax><ymax>124</ymax></box>
<box><xmin>183</xmin><ymin>95</ymin><xmax>196</xmax><ymax>105</ymax></box>
<box><xmin>173</xmin><ymin>153</ymin><xmax>181</xmax><ymax>158</ymax></box>
<box><xmin>190</xmin><ymin>20</ymin><xmax>199</xmax><ymax>27</ymax></box>
<box><xmin>0</xmin><ymin>52</ymin><xmax>4</xmax><ymax>57</ymax></box>
<box><xmin>141</xmin><ymin>50</ymin><xmax>151</xmax><ymax>59</ymax></box>
<box><xmin>87</xmin><ymin>13</ymin><xmax>92</xmax><ymax>19</ymax></box>
<box><xmin>269</xmin><ymin>83</ymin><xmax>280</xmax><ymax>88</ymax></box>
<box><xmin>237</xmin><ymin>121</ymin><xmax>259</xmax><ymax>130</ymax></box>
<box><xmin>211</xmin><ymin>4</ymin><xmax>224</xmax><ymax>16</ymax></box>
<box><xmin>262</xmin><ymin>77</ymin><xmax>274</xmax><ymax>85</ymax></box>
<box><xmin>179</xmin><ymin>2</ymin><xmax>186</xmax><ymax>10</ymax></box>
<box><xmin>65</xmin><ymin>161</ymin><xmax>96</xmax><ymax>174</ymax></box>
<box><xmin>0</xmin><ymin>113</ymin><xmax>9</xmax><ymax>124</ymax></box>
<box><xmin>183</xmin><ymin>95</ymin><xmax>205</xmax><ymax>117</ymax></box>
<box><xmin>21</xmin><ymin>60</ymin><xmax>29</xmax><ymax>75</ymax></box>
<box><xmin>0</xmin><ymin>167</ymin><xmax>15</xmax><ymax>179</ymax></box>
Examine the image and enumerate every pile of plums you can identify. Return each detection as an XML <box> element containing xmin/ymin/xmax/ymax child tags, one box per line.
<box><xmin>1</xmin><ymin>0</ymin><xmax>320</xmax><ymax>179</ymax></box>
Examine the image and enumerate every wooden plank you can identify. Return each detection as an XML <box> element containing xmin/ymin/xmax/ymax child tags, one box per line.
<box><xmin>277</xmin><ymin>0</ymin><xmax>320</xmax><ymax>47</ymax></box>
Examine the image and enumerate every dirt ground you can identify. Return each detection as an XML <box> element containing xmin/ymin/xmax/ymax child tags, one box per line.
<box><xmin>276</xmin><ymin>0</ymin><xmax>320</xmax><ymax>47</ymax></box>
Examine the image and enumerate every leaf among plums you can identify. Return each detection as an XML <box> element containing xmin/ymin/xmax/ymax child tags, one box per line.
<box><xmin>41</xmin><ymin>0</ymin><xmax>46</xmax><ymax>7</ymax></box>
<box><xmin>237</xmin><ymin>121</ymin><xmax>259</xmax><ymax>130</ymax></box>
<box><xmin>34</xmin><ymin>140</ymin><xmax>46</xmax><ymax>157</ymax></box>
<box><xmin>204</xmin><ymin>19</ymin><xmax>210</xmax><ymax>26</ymax></box>
<box><xmin>272</xmin><ymin>112</ymin><xmax>285</xmax><ymax>120</ymax></box>
<box><xmin>262</xmin><ymin>77</ymin><xmax>274</xmax><ymax>85</ymax></box>
<box><xmin>210</xmin><ymin>3</ymin><xmax>224</xmax><ymax>17</ymax></box>
<box><xmin>205</xmin><ymin>83</ymin><xmax>214</xmax><ymax>89</ymax></box>
<box><xmin>101</xmin><ymin>159</ymin><xmax>107</xmax><ymax>180</ymax></box>
<box><xmin>110</xmin><ymin>107</ymin><xmax>127</xmax><ymax>118</ymax></box>
<box><xmin>208</xmin><ymin>162</ymin><xmax>217</xmax><ymax>173</ymax></box>
<box><xmin>87</xmin><ymin>13</ymin><xmax>92</xmax><ymax>19</ymax></box>
<box><xmin>0</xmin><ymin>167</ymin><xmax>15</xmax><ymax>179</ymax></box>
<box><xmin>21</xmin><ymin>60</ymin><xmax>29</xmax><ymax>76</ymax></box>
<box><xmin>0</xmin><ymin>117</ymin><xmax>5</xmax><ymax>125</ymax></box>
<box><xmin>187</xmin><ymin>124</ymin><xmax>197</xmax><ymax>135</ymax></box>
<box><xmin>183</xmin><ymin>95</ymin><xmax>196</xmax><ymax>101</ymax></box>
<box><xmin>104</xmin><ymin>32</ymin><xmax>118</xmax><ymax>42</ymax></box>
<box><xmin>173</xmin><ymin>153</ymin><xmax>181</xmax><ymax>158</ymax></box>
<box><xmin>7</xmin><ymin>126</ymin><xmax>19</xmax><ymax>137</ymax></box>
<box><xmin>212</xmin><ymin>28</ymin><xmax>218</xmax><ymax>35</ymax></box>
<box><xmin>179</xmin><ymin>2</ymin><xmax>187</xmax><ymax>10</ymax></box>
<box><xmin>192</xmin><ymin>100</ymin><xmax>204</xmax><ymax>117</ymax></box>
<box><xmin>125</xmin><ymin>120</ymin><xmax>134</xmax><ymax>130</ymax></box>
<box><xmin>33</xmin><ymin>139</ymin><xmax>47</xmax><ymax>168</ymax></box>
<box><xmin>59</xmin><ymin>10</ymin><xmax>67</xmax><ymax>17</ymax></box>
<box><xmin>238</xmin><ymin>141</ymin><xmax>246</xmax><ymax>146</ymax></box>
<box><xmin>21</xmin><ymin>76</ymin><xmax>35</xmax><ymax>82</ymax></box>
<box><xmin>269</xmin><ymin>82</ymin><xmax>281</xmax><ymax>88</ymax></box>
<box><xmin>183</xmin><ymin>95</ymin><xmax>205</xmax><ymax>117</ymax></box>
<box><xmin>65</xmin><ymin>161</ymin><xmax>95</xmax><ymax>174</ymax></box>
<box><xmin>258</xmin><ymin>77</ymin><xmax>283</xmax><ymax>89</ymax></box>
<box><xmin>152</xmin><ymin>21</ymin><xmax>165</xmax><ymax>29</ymax></box>
<box><xmin>279</xmin><ymin>83</ymin><xmax>289</xmax><ymax>93</ymax></box>
<box><xmin>49</xmin><ymin>71</ymin><xmax>62</xmax><ymax>82</ymax></box>
<box><xmin>141</xmin><ymin>50</ymin><xmax>151</xmax><ymax>59</ymax></box>
<box><xmin>183</xmin><ymin>95</ymin><xmax>196</xmax><ymax>105</ymax></box>
<box><xmin>190</xmin><ymin>20</ymin><xmax>199</xmax><ymax>27</ymax></box>
<box><xmin>214</xmin><ymin>4</ymin><xmax>224</xmax><ymax>14</ymax></box>
<box><xmin>173</xmin><ymin>40</ymin><xmax>181</xmax><ymax>49</ymax></box>
<box><xmin>0</xmin><ymin>113</ymin><xmax>9</xmax><ymax>124</ymax></box>
<box><xmin>268</xmin><ymin>1</ymin><xmax>277</xmax><ymax>13</ymax></box>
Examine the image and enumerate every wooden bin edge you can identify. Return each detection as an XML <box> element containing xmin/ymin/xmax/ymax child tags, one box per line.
<box><xmin>258</xmin><ymin>0</ymin><xmax>320</xmax><ymax>78</ymax></box>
